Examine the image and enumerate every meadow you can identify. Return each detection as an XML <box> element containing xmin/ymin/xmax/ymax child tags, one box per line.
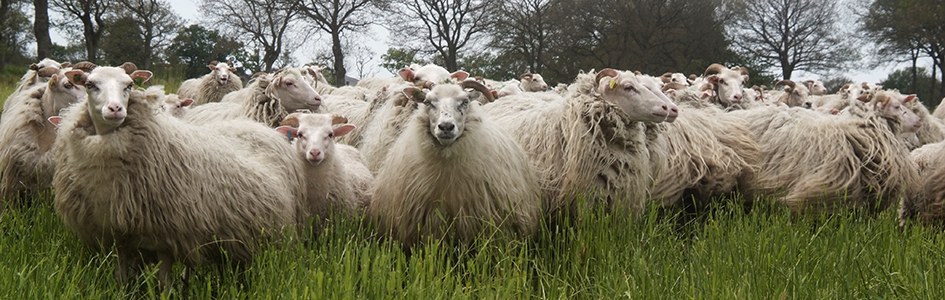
<box><xmin>1</xmin><ymin>76</ymin><xmax>944</xmax><ymax>299</ymax></box>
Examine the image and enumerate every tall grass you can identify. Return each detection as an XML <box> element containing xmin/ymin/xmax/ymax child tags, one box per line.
<box><xmin>1</xmin><ymin>193</ymin><xmax>943</xmax><ymax>299</ymax></box>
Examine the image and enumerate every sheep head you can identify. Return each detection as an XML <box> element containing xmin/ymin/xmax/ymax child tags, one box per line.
<box><xmin>776</xmin><ymin>80</ymin><xmax>812</xmax><ymax>108</ymax></box>
<box><xmin>46</xmin><ymin>70</ymin><xmax>87</xmax><ymax>114</ymax></box>
<box><xmin>702</xmin><ymin>64</ymin><xmax>746</xmax><ymax>105</ymax></box>
<box><xmin>66</xmin><ymin>66</ymin><xmax>153</xmax><ymax>135</ymax></box>
<box><xmin>805</xmin><ymin>79</ymin><xmax>827</xmax><ymax>95</ymax></box>
<box><xmin>269</xmin><ymin>68</ymin><xmax>322</xmax><ymax>112</ymax></box>
<box><xmin>872</xmin><ymin>92</ymin><xmax>921</xmax><ymax>133</ymax></box>
<box><xmin>276</xmin><ymin>113</ymin><xmax>355</xmax><ymax>165</ymax></box>
<box><xmin>520</xmin><ymin>72</ymin><xmax>549</xmax><ymax>92</ymax></box>
<box><xmin>404</xmin><ymin>83</ymin><xmax>478</xmax><ymax>146</ymax></box>
<box><xmin>161</xmin><ymin>94</ymin><xmax>194</xmax><ymax>118</ymax></box>
<box><xmin>595</xmin><ymin>68</ymin><xmax>679</xmax><ymax>123</ymax></box>
<box><xmin>209</xmin><ymin>61</ymin><xmax>236</xmax><ymax>85</ymax></box>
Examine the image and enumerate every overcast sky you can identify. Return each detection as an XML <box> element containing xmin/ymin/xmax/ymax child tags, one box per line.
<box><xmin>47</xmin><ymin>0</ymin><xmax>934</xmax><ymax>85</ymax></box>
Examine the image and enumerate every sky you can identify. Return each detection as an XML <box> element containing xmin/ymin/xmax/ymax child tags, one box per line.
<box><xmin>47</xmin><ymin>0</ymin><xmax>936</xmax><ymax>85</ymax></box>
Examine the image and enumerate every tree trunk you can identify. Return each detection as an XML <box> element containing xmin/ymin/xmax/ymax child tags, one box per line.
<box><xmin>781</xmin><ymin>63</ymin><xmax>793</xmax><ymax>80</ymax></box>
<box><xmin>33</xmin><ymin>0</ymin><xmax>52</xmax><ymax>60</ymax></box>
<box><xmin>910</xmin><ymin>48</ymin><xmax>919</xmax><ymax>94</ymax></box>
<box><xmin>446</xmin><ymin>47</ymin><xmax>458</xmax><ymax>72</ymax></box>
<box><xmin>331</xmin><ymin>30</ymin><xmax>346</xmax><ymax>86</ymax></box>
<box><xmin>80</xmin><ymin>16</ymin><xmax>99</xmax><ymax>61</ymax></box>
<box><xmin>263</xmin><ymin>47</ymin><xmax>278</xmax><ymax>72</ymax></box>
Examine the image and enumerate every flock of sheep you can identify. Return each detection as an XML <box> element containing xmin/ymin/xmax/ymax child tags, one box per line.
<box><xmin>1</xmin><ymin>57</ymin><xmax>944</xmax><ymax>288</ymax></box>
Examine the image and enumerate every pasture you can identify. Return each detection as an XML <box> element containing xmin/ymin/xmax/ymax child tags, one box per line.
<box><xmin>1</xmin><ymin>75</ymin><xmax>944</xmax><ymax>299</ymax></box>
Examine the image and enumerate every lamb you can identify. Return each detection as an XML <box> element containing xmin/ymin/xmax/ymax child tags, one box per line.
<box><xmin>160</xmin><ymin>93</ymin><xmax>194</xmax><ymax>118</ymax></box>
<box><xmin>275</xmin><ymin>113</ymin><xmax>373</xmax><ymax>220</ymax></box>
<box><xmin>368</xmin><ymin>80</ymin><xmax>541</xmax><ymax>248</ymax></box>
<box><xmin>495</xmin><ymin>72</ymin><xmax>551</xmax><ymax>98</ymax></box>
<box><xmin>483</xmin><ymin>69</ymin><xmax>678</xmax><ymax>219</ymax></box>
<box><xmin>52</xmin><ymin>66</ymin><xmax>304</xmax><ymax>287</ymax></box>
<box><xmin>0</xmin><ymin>69</ymin><xmax>86</xmax><ymax>205</ymax></box>
<box><xmin>748</xmin><ymin>91</ymin><xmax>919</xmax><ymax>215</ymax></box>
<box><xmin>186</xmin><ymin>68</ymin><xmax>321</xmax><ymax>127</ymax></box>
<box><xmin>176</xmin><ymin>61</ymin><xmax>243</xmax><ymax>105</ymax></box>
<box><xmin>659</xmin><ymin>72</ymin><xmax>690</xmax><ymax>87</ymax></box>
<box><xmin>902</xmin><ymin>95</ymin><xmax>945</xmax><ymax>149</ymax></box>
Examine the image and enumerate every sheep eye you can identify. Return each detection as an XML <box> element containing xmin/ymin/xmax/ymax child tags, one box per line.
<box><xmin>286</xmin><ymin>82</ymin><xmax>294</xmax><ymax>87</ymax></box>
<box><xmin>85</xmin><ymin>83</ymin><xmax>97</xmax><ymax>90</ymax></box>
<box><xmin>624</xmin><ymin>86</ymin><xmax>635</xmax><ymax>92</ymax></box>
<box><xmin>297</xmin><ymin>132</ymin><xmax>304</xmax><ymax>139</ymax></box>
<box><xmin>327</xmin><ymin>132</ymin><xmax>334</xmax><ymax>138</ymax></box>
<box><xmin>64</xmin><ymin>83</ymin><xmax>73</xmax><ymax>89</ymax></box>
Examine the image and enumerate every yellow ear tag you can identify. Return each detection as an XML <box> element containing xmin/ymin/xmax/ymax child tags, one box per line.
<box><xmin>609</xmin><ymin>79</ymin><xmax>617</xmax><ymax>90</ymax></box>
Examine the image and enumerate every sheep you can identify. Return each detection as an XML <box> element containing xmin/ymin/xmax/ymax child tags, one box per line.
<box><xmin>483</xmin><ymin>68</ymin><xmax>678</xmax><ymax>219</ymax></box>
<box><xmin>176</xmin><ymin>61</ymin><xmax>243</xmax><ymax>105</ymax></box>
<box><xmin>160</xmin><ymin>94</ymin><xmax>194</xmax><ymax>118</ymax></box>
<box><xmin>316</xmin><ymin>87</ymin><xmax>392</xmax><ymax>146</ymax></box>
<box><xmin>398</xmin><ymin>63</ymin><xmax>469</xmax><ymax>84</ymax></box>
<box><xmin>186</xmin><ymin>68</ymin><xmax>321</xmax><ymax>127</ymax></box>
<box><xmin>901</xmin><ymin>95</ymin><xmax>945</xmax><ymax>149</ymax></box>
<box><xmin>357</xmin><ymin>83</ymin><xmax>430</xmax><ymax>173</ymax></box>
<box><xmin>748</xmin><ymin>91</ymin><xmax>919</xmax><ymax>216</ymax></box>
<box><xmin>903</xmin><ymin>141</ymin><xmax>945</xmax><ymax>225</ymax></box>
<box><xmin>495</xmin><ymin>72</ymin><xmax>551</xmax><ymax>98</ymax></box>
<box><xmin>932</xmin><ymin>97</ymin><xmax>945</xmax><ymax>120</ymax></box>
<box><xmin>14</xmin><ymin>58</ymin><xmax>63</xmax><ymax>92</ymax></box>
<box><xmin>0</xmin><ymin>69</ymin><xmax>86</xmax><ymax>204</ymax></box>
<box><xmin>659</xmin><ymin>72</ymin><xmax>691</xmax><ymax>87</ymax></box>
<box><xmin>368</xmin><ymin>80</ymin><xmax>541</xmax><ymax>248</ymax></box>
<box><xmin>52</xmin><ymin>66</ymin><xmax>304</xmax><ymax>288</ymax></box>
<box><xmin>773</xmin><ymin>80</ymin><xmax>812</xmax><ymax>108</ymax></box>
<box><xmin>804</xmin><ymin>79</ymin><xmax>827</xmax><ymax>96</ymax></box>
<box><xmin>275</xmin><ymin>113</ymin><xmax>373</xmax><ymax>220</ymax></box>
<box><xmin>646</xmin><ymin>104</ymin><xmax>760</xmax><ymax>209</ymax></box>
<box><xmin>698</xmin><ymin>63</ymin><xmax>750</xmax><ymax>108</ymax></box>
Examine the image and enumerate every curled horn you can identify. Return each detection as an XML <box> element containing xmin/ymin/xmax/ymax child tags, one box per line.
<box><xmin>331</xmin><ymin>114</ymin><xmax>348</xmax><ymax>125</ymax></box>
<box><xmin>280</xmin><ymin>113</ymin><xmax>302</xmax><ymax>127</ymax></box>
<box><xmin>661</xmin><ymin>82</ymin><xmax>686</xmax><ymax>92</ymax></box>
<box><xmin>460</xmin><ymin>80</ymin><xmax>496</xmax><ymax>103</ymax></box>
<box><xmin>660</xmin><ymin>72</ymin><xmax>673</xmax><ymax>83</ymax></box>
<box><xmin>36</xmin><ymin>66</ymin><xmax>60</xmax><ymax>78</ymax></box>
<box><xmin>414</xmin><ymin>79</ymin><xmax>435</xmax><ymax>89</ymax></box>
<box><xmin>120</xmin><ymin>62</ymin><xmax>138</xmax><ymax>75</ymax></box>
<box><xmin>73</xmin><ymin>61</ymin><xmax>97</xmax><ymax>72</ymax></box>
<box><xmin>703</xmin><ymin>63</ymin><xmax>726</xmax><ymax>76</ymax></box>
<box><xmin>595</xmin><ymin>68</ymin><xmax>620</xmax><ymax>86</ymax></box>
<box><xmin>520</xmin><ymin>72</ymin><xmax>533</xmax><ymax>79</ymax></box>
<box><xmin>776</xmin><ymin>80</ymin><xmax>796</xmax><ymax>92</ymax></box>
<box><xmin>60</xmin><ymin>62</ymin><xmax>72</xmax><ymax>68</ymax></box>
<box><xmin>29</xmin><ymin>63</ymin><xmax>40</xmax><ymax>71</ymax></box>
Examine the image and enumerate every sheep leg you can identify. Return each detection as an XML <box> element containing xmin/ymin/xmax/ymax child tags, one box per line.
<box><xmin>157</xmin><ymin>254</ymin><xmax>175</xmax><ymax>292</ymax></box>
<box><xmin>115</xmin><ymin>246</ymin><xmax>144</xmax><ymax>287</ymax></box>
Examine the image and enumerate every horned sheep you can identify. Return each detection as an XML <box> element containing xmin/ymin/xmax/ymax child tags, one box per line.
<box><xmin>186</xmin><ymin>68</ymin><xmax>321</xmax><ymax>127</ymax></box>
<box><xmin>52</xmin><ymin>66</ymin><xmax>304</xmax><ymax>287</ymax></box>
<box><xmin>369</xmin><ymin>80</ymin><xmax>541</xmax><ymax>248</ymax></box>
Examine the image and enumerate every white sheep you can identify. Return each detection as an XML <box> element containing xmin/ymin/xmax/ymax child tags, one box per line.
<box><xmin>369</xmin><ymin>80</ymin><xmax>541</xmax><ymax>248</ymax></box>
<box><xmin>804</xmin><ymin>79</ymin><xmax>827</xmax><ymax>96</ymax></box>
<box><xmin>495</xmin><ymin>72</ymin><xmax>551</xmax><ymax>98</ymax></box>
<box><xmin>659</xmin><ymin>72</ymin><xmax>691</xmax><ymax>87</ymax></box>
<box><xmin>696</xmin><ymin>63</ymin><xmax>750</xmax><ymax>108</ymax></box>
<box><xmin>906</xmin><ymin>141</ymin><xmax>945</xmax><ymax>225</ymax></box>
<box><xmin>52</xmin><ymin>66</ymin><xmax>304</xmax><ymax>287</ymax></box>
<box><xmin>160</xmin><ymin>93</ymin><xmax>194</xmax><ymax>118</ymax></box>
<box><xmin>176</xmin><ymin>60</ymin><xmax>243</xmax><ymax>105</ymax></box>
<box><xmin>398</xmin><ymin>63</ymin><xmax>470</xmax><ymax>84</ymax></box>
<box><xmin>0</xmin><ymin>68</ymin><xmax>86</xmax><ymax>204</ymax></box>
<box><xmin>774</xmin><ymin>80</ymin><xmax>812</xmax><ymax>108</ymax></box>
<box><xmin>483</xmin><ymin>68</ymin><xmax>679</xmax><ymax>219</ymax></box>
<box><xmin>275</xmin><ymin>113</ymin><xmax>372</xmax><ymax>219</ymax></box>
<box><xmin>4</xmin><ymin>59</ymin><xmax>65</xmax><ymax>114</ymax></box>
<box><xmin>357</xmin><ymin>82</ymin><xmax>431</xmax><ymax>173</ymax></box>
<box><xmin>932</xmin><ymin>97</ymin><xmax>945</xmax><ymax>120</ymax></box>
<box><xmin>186</xmin><ymin>68</ymin><xmax>322</xmax><ymax>127</ymax></box>
<box><xmin>316</xmin><ymin>87</ymin><xmax>392</xmax><ymax>146</ymax></box>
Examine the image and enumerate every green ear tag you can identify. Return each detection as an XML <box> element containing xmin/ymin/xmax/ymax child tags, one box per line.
<box><xmin>609</xmin><ymin>79</ymin><xmax>617</xmax><ymax>90</ymax></box>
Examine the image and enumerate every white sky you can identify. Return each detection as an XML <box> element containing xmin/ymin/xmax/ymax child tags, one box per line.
<box><xmin>43</xmin><ymin>0</ymin><xmax>936</xmax><ymax>85</ymax></box>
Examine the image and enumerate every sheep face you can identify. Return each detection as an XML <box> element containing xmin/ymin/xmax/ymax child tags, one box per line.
<box><xmin>777</xmin><ymin>80</ymin><xmax>811</xmax><ymax>108</ymax></box>
<box><xmin>805</xmin><ymin>80</ymin><xmax>827</xmax><ymax>96</ymax></box>
<box><xmin>277</xmin><ymin>113</ymin><xmax>355</xmax><ymax>165</ymax></box>
<box><xmin>596</xmin><ymin>69</ymin><xmax>679</xmax><ymax>123</ymax></box>
<box><xmin>162</xmin><ymin>95</ymin><xmax>194</xmax><ymax>117</ymax></box>
<box><xmin>876</xmin><ymin>93</ymin><xmax>921</xmax><ymax>133</ymax></box>
<box><xmin>65</xmin><ymin>67</ymin><xmax>152</xmax><ymax>134</ymax></box>
<box><xmin>407</xmin><ymin>85</ymin><xmax>471</xmax><ymax>146</ymax></box>
<box><xmin>706</xmin><ymin>70</ymin><xmax>746</xmax><ymax>105</ymax></box>
<box><xmin>272</xmin><ymin>69</ymin><xmax>322</xmax><ymax>112</ymax></box>
<box><xmin>47</xmin><ymin>71</ymin><xmax>87</xmax><ymax>107</ymax></box>
<box><xmin>209</xmin><ymin>62</ymin><xmax>236</xmax><ymax>85</ymax></box>
<box><xmin>520</xmin><ymin>73</ymin><xmax>549</xmax><ymax>92</ymax></box>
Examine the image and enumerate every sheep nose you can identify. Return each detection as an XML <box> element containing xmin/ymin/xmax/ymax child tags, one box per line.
<box><xmin>438</xmin><ymin>122</ymin><xmax>455</xmax><ymax>131</ymax></box>
<box><xmin>670</xmin><ymin>107</ymin><xmax>679</xmax><ymax>113</ymax></box>
<box><xmin>107</xmin><ymin>104</ymin><xmax>123</xmax><ymax>112</ymax></box>
<box><xmin>732</xmin><ymin>94</ymin><xmax>742</xmax><ymax>101</ymax></box>
<box><xmin>309</xmin><ymin>149</ymin><xmax>321</xmax><ymax>158</ymax></box>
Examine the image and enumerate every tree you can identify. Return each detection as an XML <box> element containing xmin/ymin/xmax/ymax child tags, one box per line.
<box><xmin>388</xmin><ymin>0</ymin><xmax>496</xmax><ymax>71</ymax></box>
<box><xmin>379</xmin><ymin>47</ymin><xmax>426</xmax><ymax>74</ymax></box>
<box><xmin>864</xmin><ymin>0</ymin><xmax>945</xmax><ymax>99</ymax></box>
<box><xmin>51</xmin><ymin>0</ymin><xmax>110</xmax><ymax>61</ymax></box>
<box><xmin>881</xmin><ymin>67</ymin><xmax>943</xmax><ymax>109</ymax></box>
<box><xmin>200</xmin><ymin>0</ymin><xmax>305</xmax><ymax>72</ymax></box>
<box><xmin>166</xmin><ymin>24</ymin><xmax>247</xmax><ymax>78</ymax></box>
<box><xmin>1</xmin><ymin>0</ymin><xmax>32</xmax><ymax>68</ymax></box>
<box><xmin>33</xmin><ymin>0</ymin><xmax>52</xmax><ymax>59</ymax></box>
<box><xmin>293</xmin><ymin>0</ymin><xmax>387</xmax><ymax>85</ymax></box>
<box><xmin>100</xmin><ymin>16</ymin><xmax>146</xmax><ymax>66</ymax></box>
<box><xmin>489</xmin><ymin>0</ymin><xmax>552</xmax><ymax>74</ymax></box>
<box><xmin>728</xmin><ymin>0</ymin><xmax>856</xmax><ymax>79</ymax></box>
<box><xmin>115</xmin><ymin>0</ymin><xmax>182</xmax><ymax>68</ymax></box>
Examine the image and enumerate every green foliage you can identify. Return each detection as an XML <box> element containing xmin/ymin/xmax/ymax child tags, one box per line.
<box><xmin>100</xmin><ymin>16</ymin><xmax>147</xmax><ymax>67</ymax></box>
<box><xmin>166</xmin><ymin>25</ymin><xmax>248</xmax><ymax>79</ymax></box>
<box><xmin>881</xmin><ymin>67</ymin><xmax>944</xmax><ymax>109</ymax></box>
<box><xmin>379</xmin><ymin>47</ymin><xmax>427</xmax><ymax>74</ymax></box>
<box><xmin>0</xmin><ymin>179</ymin><xmax>943</xmax><ymax>298</ymax></box>
<box><xmin>0</xmin><ymin>0</ymin><xmax>33</xmax><ymax>69</ymax></box>
<box><xmin>821</xmin><ymin>76</ymin><xmax>854</xmax><ymax>94</ymax></box>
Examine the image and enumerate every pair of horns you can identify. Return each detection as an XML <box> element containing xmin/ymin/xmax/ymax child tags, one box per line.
<box><xmin>280</xmin><ymin>113</ymin><xmax>348</xmax><ymax>128</ymax></box>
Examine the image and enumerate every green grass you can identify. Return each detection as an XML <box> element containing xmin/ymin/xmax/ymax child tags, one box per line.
<box><xmin>2</xmin><ymin>193</ymin><xmax>943</xmax><ymax>299</ymax></box>
<box><xmin>2</xmin><ymin>82</ymin><xmax>944</xmax><ymax>298</ymax></box>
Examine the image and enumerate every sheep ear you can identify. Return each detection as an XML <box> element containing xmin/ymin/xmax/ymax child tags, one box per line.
<box><xmin>47</xmin><ymin>116</ymin><xmax>62</xmax><ymax>126</ymax></box>
<box><xmin>904</xmin><ymin>94</ymin><xmax>917</xmax><ymax>104</ymax></box>
<box><xmin>402</xmin><ymin>86</ymin><xmax>424</xmax><ymax>102</ymax></box>
<box><xmin>707</xmin><ymin>75</ymin><xmax>720</xmax><ymax>84</ymax></box>
<box><xmin>48</xmin><ymin>74</ymin><xmax>60</xmax><ymax>85</ymax></box>
<box><xmin>520</xmin><ymin>73</ymin><xmax>533</xmax><ymax>81</ymax></box>
<box><xmin>332</xmin><ymin>124</ymin><xmax>355</xmax><ymax>137</ymax></box>
<box><xmin>450</xmin><ymin>71</ymin><xmax>469</xmax><ymax>81</ymax></box>
<box><xmin>208</xmin><ymin>64</ymin><xmax>217</xmax><ymax>70</ymax></box>
<box><xmin>180</xmin><ymin>98</ymin><xmax>195</xmax><ymax>107</ymax></box>
<box><xmin>281</xmin><ymin>112</ymin><xmax>302</xmax><ymax>127</ymax></box>
<box><xmin>130</xmin><ymin>70</ymin><xmax>153</xmax><ymax>84</ymax></box>
<box><xmin>64</xmin><ymin>70</ymin><xmax>87</xmax><ymax>85</ymax></box>
<box><xmin>275</xmin><ymin>126</ymin><xmax>298</xmax><ymax>140</ymax></box>
<box><xmin>399</xmin><ymin>68</ymin><xmax>415</xmax><ymax>82</ymax></box>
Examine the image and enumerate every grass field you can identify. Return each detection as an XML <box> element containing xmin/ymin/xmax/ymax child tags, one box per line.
<box><xmin>2</xmin><ymin>80</ymin><xmax>944</xmax><ymax>298</ymax></box>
